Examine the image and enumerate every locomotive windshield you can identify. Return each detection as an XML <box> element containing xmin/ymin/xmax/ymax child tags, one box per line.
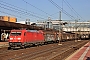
<box><xmin>11</xmin><ymin>32</ymin><xmax>21</xmax><ymax>36</ymax></box>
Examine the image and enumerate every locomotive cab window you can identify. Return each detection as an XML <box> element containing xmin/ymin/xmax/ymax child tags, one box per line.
<box><xmin>11</xmin><ymin>32</ymin><xmax>21</xmax><ymax>36</ymax></box>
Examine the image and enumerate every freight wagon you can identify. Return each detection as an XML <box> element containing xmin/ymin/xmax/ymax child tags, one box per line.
<box><xmin>61</xmin><ymin>32</ymin><xmax>77</xmax><ymax>41</ymax></box>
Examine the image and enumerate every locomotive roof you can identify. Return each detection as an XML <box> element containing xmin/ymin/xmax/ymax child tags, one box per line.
<box><xmin>27</xmin><ymin>30</ymin><xmax>38</xmax><ymax>32</ymax></box>
<box><xmin>26</xmin><ymin>30</ymin><xmax>43</xmax><ymax>33</ymax></box>
<box><xmin>11</xmin><ymin>30</ymin><xmax>40</xmax><ymax>32</ymax></box>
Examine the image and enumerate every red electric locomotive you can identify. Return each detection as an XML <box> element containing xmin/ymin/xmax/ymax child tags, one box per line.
<box><xmin>8</xmin><ymin>29</ymin><xmax>45</xmax><ymax>48</ymax></box>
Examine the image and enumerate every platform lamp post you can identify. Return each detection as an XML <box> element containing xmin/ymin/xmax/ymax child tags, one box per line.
<box><xmin>79</xmin><ymin>23</ymin><xmax>81</xmax><ymax>41</ymax></box>
<box><xmin>58</xmin><ymin>20</ymin><xmax>62</xmax><ymax>45</ymax></box>
<box><xmin>58</xmin><ymin>11</ymin><xmax>62</xmax><ymax>45</ymax></box>
<box><xmin>78</xmin><ymin>30</ymin><xmax>81</xmax><ymax>41</ymax></box>
<box><xmin>75</xmin><ymin>20</ymin><xmax>78</xmax><ymax>42</ymax></box>
<box><xmin>44</xmin><ymin>20</ymin><xmax>47</xmax><ymax>30</ymax></box>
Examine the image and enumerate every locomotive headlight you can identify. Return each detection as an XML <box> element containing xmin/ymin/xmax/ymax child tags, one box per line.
<box><xmin>10</xmin><ymin>38</ymin><xmax>13</xmax><ymax>40</ymax></box>
<box><xmin>17</xmin><ymin>38</ymin><xmax>21</xmax><ymax>40</ymax></box>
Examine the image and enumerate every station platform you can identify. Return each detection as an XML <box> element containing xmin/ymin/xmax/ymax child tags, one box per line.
<box><xmin>0</xmin><ymin>42</ymin><xmax>8</xmax><ymax>48</ymax></box>
<box><xmin>66</xmin><ymin>41</ymin><xmax>90</xmax><ymax>60</ymax></box>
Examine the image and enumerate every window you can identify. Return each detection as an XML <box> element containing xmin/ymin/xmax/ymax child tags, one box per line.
<box><xmin>11</xmin><ymin>32</ymin><xmax>21</xmax><ymax>36</ymax></box>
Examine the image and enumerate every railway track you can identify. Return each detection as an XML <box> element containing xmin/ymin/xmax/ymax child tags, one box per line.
<box><xmin>51</xmin><ymin>40</ymin><xmax>89</xmax><ymax>60</ymax></box>
<box><xmin>0</xmin><ymin>40</ymin><xmax>89</xmax><ymax>60</ymax></box>
<box><xmin>22</xmin><ymin>40</ymin><xmax>89</xmax><ymax>60</ymax></box>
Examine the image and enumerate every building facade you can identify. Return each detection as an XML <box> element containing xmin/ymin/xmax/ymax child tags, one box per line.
<box><xmin>0</xmin><ymin>16</ymin><xmax>17</xmax><ymax>22</ymax></box>
<box><xmin>36</xmin><ymin>20</ymin><xmax>90</xmax><ymax>32</ymax></box>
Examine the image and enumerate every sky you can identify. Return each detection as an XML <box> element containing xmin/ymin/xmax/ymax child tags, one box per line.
<box><xmin>0</xmin><ymin>0</ymin><xmax>90</xmax><ymax>22</ymax></box>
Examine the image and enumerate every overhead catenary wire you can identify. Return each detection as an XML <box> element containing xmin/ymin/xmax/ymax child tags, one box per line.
<box><xmin>22</xmin><ymin>0</ymin><xmax>56</xmax><ymax>19</ymax></box>
<box><xmin>48</xmin><ymin>0</ymin><xmax>76</xmax><ymax>20</ymax></box>
<box><xmin>0</xmin><ymin>10</ymin><xmax>24</xmax><ymax>19</ymax></box>
<box><xmin>0</xmin><ymin>4</ymin><xmax>25</xmax><ymax>17</ymax></box>
<box><xmin>63</xmin><ymin>0</ymin><xmax>86</xmax><ymax>29</ymax></box>
<box><xmin>0</xmin><ymin>3</ymin><xmax>45</xmax><ymax>20</ymax></box>
<box><xmin>0</xmin><ymin>0</ymin><xmax>49</xmax><ymax>18</ymax></box>
<box><xmin>0</xmin><ymin>0</ymin><xmax>48</xmax><ymax>20</ymax></box>
<box><xmin>63</xmin><ymin>0</ymin><xmax>78</xmax><ymax>18</ymax></box>
<box><xmin>63</xmin><ymin>0</ymin><xmax>85</xmax><ymax>20</ymax></box>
